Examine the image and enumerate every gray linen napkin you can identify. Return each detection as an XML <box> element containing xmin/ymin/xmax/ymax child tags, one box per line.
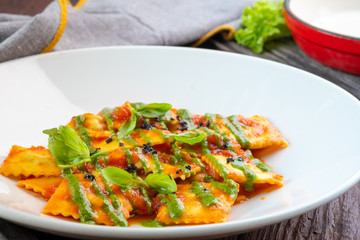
<box><xmin>0</xmin><ymin>0</ymin><xmax>255</xmax><ymax>63</ymax></box>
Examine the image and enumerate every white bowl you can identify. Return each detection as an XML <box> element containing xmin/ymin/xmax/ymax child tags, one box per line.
<box><xmin>0</xmin><ymin>47</ymin><xmax>360</xmax><ymax>239</ymax></box>
<box><xmin>284</xmin><ymin>0</ymin><xmax>360</xmax><ymax>74</ymax></box>
<box><xmin>289</xmin><ymin>0</ymin><xmax>360</xmax><ymax>38</ymax></box>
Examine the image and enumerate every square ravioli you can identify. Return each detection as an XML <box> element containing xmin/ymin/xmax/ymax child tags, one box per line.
<box><xmin>155</xmin><ymin>181</ymin><xmax>238</xmax><ymax>224</ymax></box>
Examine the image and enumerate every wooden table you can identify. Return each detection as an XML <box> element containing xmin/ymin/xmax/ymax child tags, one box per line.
<box><xmin>1</xmin><ymin>1</ymin><xmax>359</xmax><ymax>239</ymax></box>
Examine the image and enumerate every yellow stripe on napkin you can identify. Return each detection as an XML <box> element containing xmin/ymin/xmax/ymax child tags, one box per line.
<box><xmin>41</xmin><ymin>0</ymin><xmax>68</xmax><ymax>53</ymax></box>
<box><xmin>192</xmin><ymin>25</ymin><xmax>236</xmax><ymax>47</ymax></box>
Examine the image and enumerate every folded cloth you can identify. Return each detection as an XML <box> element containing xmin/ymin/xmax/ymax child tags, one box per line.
<box><xmin>0</xmin><ymin>0</ymin><xmax>255</xmax><ymax>63</ymax></box>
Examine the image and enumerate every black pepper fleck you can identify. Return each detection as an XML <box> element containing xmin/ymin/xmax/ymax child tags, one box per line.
<box><xmin>140</xmin><ymin>143</ymin><xmax>153</xmax><ymax>154</ymax></box>
<box><xmin>119</xmin><ymin>142</ymin><xmax>124</xmax><ymax>147</ymax></box>
<box><xmin>154</xmin><ymin>117</ymin><xmax>160</xmax><ymax>122</ymax></box>
<box><xmin>238</xmin><ymin>156</ymin><xmax>244</xmax><ymax>162</ymax></box>
<box><xmin>223</xmin><ymin>142</ymin><xmax>230</xmax><ymax>149</ymax></box>
<box><xmin>179</xmin><ymin>126</ymin><xmax>188</xmax><ymax>132</ymax></box>
<box><xmin>184</xmin><ymin>165</ymin><xmax>191</xmax><ymax>170</ymax></box>
<box><xmin>226</xmin><ymin>157</ymin><xmax>235</xmax><ymax>164</ymax></box>
<box><xmin>125</xmin><ymin>164</ymin><xmax>137</xmax><ymax>173</ymax></box>
<box><xmin>203</xmin><ymin>188</ymin><xmax>210</xmax><ymax>192</ymax></box>
<box><xmin>199</xmin><ymin>121</ymin><xmax>204</xmax><ymax>127</ymax></box>
<box><xmin>140</xmin><ymin>122</ymin><xmax>155</xmax><ymax>130</ymax></box>
<box><xmin>206</xmin><ymin>121</ymin><xmax>211</xmax><ymax>127</ymax></box>
<box><xmin>177</xmin><ymin>115</ymin><xmax>188</xmax><ymax>131</ymax></box>
<box><xmin>176</xmin><ymin>170</ymin><xmax>180</xmax><ymax>174</ymax></box>
<box><xmin>151</xmin><ymin>150</ymin><xmax>158</xmax><ymax>155</ymax></box>
<box><xmin>179</xmin><ymin>121</ymin><xmax>187</xmax><ymax>127</ymax></box>
<box><xmin>84</xmin><ymin>173</ymin><xmax>96</xmax><ymax>181</ymax></box>
<box><xmin>106</xmin><ymin>138</ymin><xmax>113</xmax><ymax>143</ymax></box>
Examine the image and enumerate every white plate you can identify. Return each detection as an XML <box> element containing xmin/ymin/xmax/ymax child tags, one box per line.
<box><xmin>1</xmin><ymin>46</ymin><xmax>360</xmax><ymax>239</ymax></box>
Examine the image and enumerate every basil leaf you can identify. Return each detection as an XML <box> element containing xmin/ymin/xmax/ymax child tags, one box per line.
<box><xmin>101</xmin><ymin>166</ymin><xmax>142</xmax><ymax>188</ymax></box>
<box><xmin>43</xmin><ymin>126</ymin><xmax>90</xmax><ymax>168</ymax></box>
<box><xmin>127</xmin><ymin>103</ymin><xmax>141</xmax><ymax>118</ymax></box>
<box><xmin>172</xmin><ymin>131</ymin><xmax>206</xmax><ymax>145</ymax></box>
<box><xmin>145</xmin><ymin>173</ymin><xmax>177</xmax><ymax>194</ymax></box>
<box><xmin>132</xmin><ymin>102</ymin><xmax>146</xmax><ymax>110</ymax></box>
<box><xmin>136</xmin><ymin>103</ymin><xmax>172</xmax><ymax>118</ymax></box>
<box><xmin>117</xmin><ymin>114</ymin><xmax>137</xmax><ymax>139</ymax></box>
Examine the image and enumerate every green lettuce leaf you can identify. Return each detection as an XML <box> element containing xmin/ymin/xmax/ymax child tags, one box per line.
<box><xmin>235</xmin><ymin>0</ymin><xmax>291</xmax><ymax>53</ymax></box>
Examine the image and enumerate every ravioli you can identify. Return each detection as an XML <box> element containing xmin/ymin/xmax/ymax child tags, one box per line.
<box><xmin>155</xmin><ymin>181</ymin><xmax>237</xmax><ymax>224</ymax></box>
<box><xmin>0</xmin><ymin>101</ymin><xmax>288</xmax><ymax>227</ymax></box>
<box><xmin>202</xmin><ymin>154</ymin><xmax>283</xmax><ymax>187</ymax></box>
<box><xmin>238</xmin><ymin>115</ymin><xmax>288</xmax><ymax>149</ymax></box>
<box><xmin>18</xmin><ymin>177</ymin><xmax>63</xmax><ymax>200</ymax></box>
<box><xmin>0</xmin><ymin>145</ymin><xmax>61</xmax><ymax>177</ymax></box>
<box><xmin>43</xmin><ymin>174</ymin><xmax>132</xmax><ymax>226</ymax></box>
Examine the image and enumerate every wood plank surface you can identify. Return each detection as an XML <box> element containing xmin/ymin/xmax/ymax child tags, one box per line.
<box><xmin>0</xmin><ymin>1</ymin><xmax>359</xmax><ymax>240</ymax></box>
<box><xmin>0</xmin><ymin>0</ymin><xmax>49</xmax><ymax>15</ymax></box>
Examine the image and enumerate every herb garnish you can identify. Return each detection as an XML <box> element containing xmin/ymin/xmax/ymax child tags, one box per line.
<box><xmin>102</xmin><ymin>167</ymin><xmax>177</xmax><ymax>194</ymax></box>
<box><xmin>234</xmin><ymin>0</ymin><xmax>291</xmax><ymax>53</ymax></box>
<box><xmin>101</xmin><ymin>166</ymin><xmax>146</xmax><ymax>188</ymax></box>
<box><xmin>117</xmin><ymin>113</ymin><xmax>137</xmax><ymax>139</ymax></box>
<box><xmin>145</xmin><ymin>173</ymin><xmax>177</xmax><ymax>194</ymax></box>
<box><xmin>171</xmin><ymin>131</ymin><xmax>207</xmax><ymax>145</ymax></box>
<box><xmin>135</xmin><ymin>103</ymin><xmax>172</xmax><ymax>118</ymax></box>
<box><xmin>116</xmin><ymin>103</ymin><xmax>172</xmax><ymax>139</ymax></box>
<box><xmin>43</xmin><ymin>126</ymin><xmax>107</xmax><ymax>169</ymax></box>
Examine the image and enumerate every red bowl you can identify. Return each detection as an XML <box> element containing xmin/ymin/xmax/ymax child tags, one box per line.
<box><xmin>283</xmin><ymin>0</ymin><xmax>360</xmax><ymax>75</ymax></box>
